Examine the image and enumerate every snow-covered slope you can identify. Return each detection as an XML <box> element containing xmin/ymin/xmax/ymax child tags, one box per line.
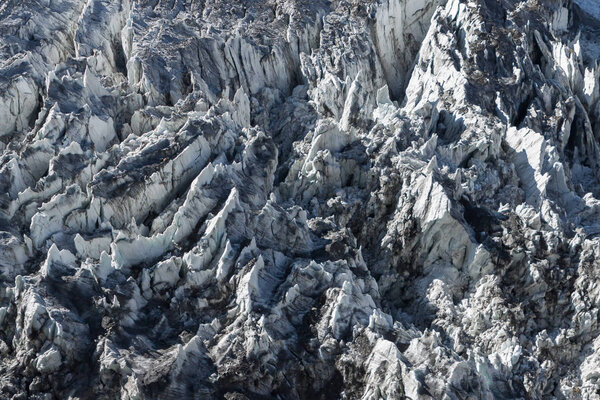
<box><xmin>576</xmin><ymin>0</ymin><xmax>600</xmax><ymax>20</ymax></box>
<box><xmin>1</xmin><ymin>0</ymin><xmax>600</xmax><ymax>399</ymax></box>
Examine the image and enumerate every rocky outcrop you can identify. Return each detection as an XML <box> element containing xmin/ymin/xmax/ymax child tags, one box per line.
<box><xmin>1</xmin><ymin>0</ymin><xmax>600</xmax><ymax>399</ymax></box>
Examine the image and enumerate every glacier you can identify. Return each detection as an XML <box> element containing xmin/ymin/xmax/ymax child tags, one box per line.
<box><xmin>1</xmin><ymin>0</ymin><xmax>600</xmax><ymax>399</ymax></box>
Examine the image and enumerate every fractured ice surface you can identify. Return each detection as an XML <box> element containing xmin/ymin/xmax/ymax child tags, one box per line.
<box><xmin>1</xmin><ymin>0</ymin><xmax>600</xmax><ymax>399</ymax></box>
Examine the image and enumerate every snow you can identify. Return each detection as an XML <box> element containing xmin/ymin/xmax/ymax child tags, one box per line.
<box><xmin>2</xmin><ymin>0</ymin><xmax>600</xmax><ymax>398</ymax></box>
<box><xmin>576</xmin><ymin>0</ymin><xmax>600</xmax><ymax>20</ymax></box>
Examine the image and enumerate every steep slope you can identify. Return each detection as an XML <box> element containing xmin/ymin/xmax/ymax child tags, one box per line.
<box><xmin>1</xmin><ymin>0</ymin><xmax>600</xmax><ymax>399</ymax></box>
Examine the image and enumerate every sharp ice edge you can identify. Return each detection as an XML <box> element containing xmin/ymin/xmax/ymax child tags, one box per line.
<box><xmin>1</xmin><ymin>0</ymin><xmax>600</xmax><ymax>399</ymax></box>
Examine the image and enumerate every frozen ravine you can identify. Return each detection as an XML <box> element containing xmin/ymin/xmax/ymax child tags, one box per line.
<box><xmin>2</xmin><ymin>0</ymin><xmax>600</xmax><ymax>399</ymax></box>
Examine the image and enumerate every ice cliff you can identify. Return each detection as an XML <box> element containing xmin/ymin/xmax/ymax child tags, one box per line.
<box><xmin>1</xmin><ymin>0</ymin><xmax>600</xmax><ymax>398</ymax></box>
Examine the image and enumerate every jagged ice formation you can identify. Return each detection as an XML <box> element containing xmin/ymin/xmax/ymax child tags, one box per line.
<box><xmin>1</xmin><ymin>0</ymin><xmax>600</xmax><ymax>399</ymax></box>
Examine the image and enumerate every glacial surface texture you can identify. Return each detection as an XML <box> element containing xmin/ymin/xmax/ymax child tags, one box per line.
<box><xmin>1</xmin><ymin>0</ymin><xmax>600</xmax><ymax>398</ymax></box>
